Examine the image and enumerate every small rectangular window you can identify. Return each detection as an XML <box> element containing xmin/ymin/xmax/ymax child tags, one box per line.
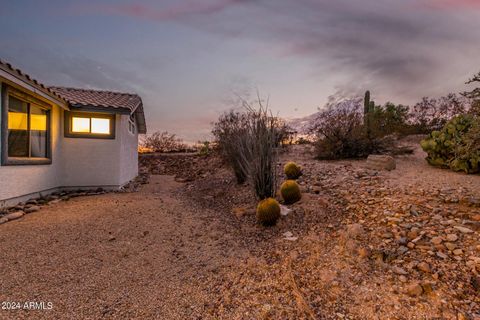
<box><xmin>65</xmin><ymin>111</ymin><xmax>115</xmax><ymax>139</ymax></box>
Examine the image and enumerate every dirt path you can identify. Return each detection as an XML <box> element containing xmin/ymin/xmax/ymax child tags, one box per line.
<box><xmin>0</xmin><ymin>175</ymin><xmax>248</xmax><ymax>319</ymax></box>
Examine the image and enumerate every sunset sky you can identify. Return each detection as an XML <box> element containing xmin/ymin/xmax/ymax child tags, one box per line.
<box><xmin>1</xmin><ymin>0</ymin><xmax>479</xmax><ymax>141</ymax></box>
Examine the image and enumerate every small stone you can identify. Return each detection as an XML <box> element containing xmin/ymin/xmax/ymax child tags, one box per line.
<box><xmin>407</xmin><ymin>242</ymin><xmax>415</xmax><ymax>249</ymax></box>
<box><xmin>457</xmin><ymin>312</ymin><xmax>467</xmax><ymax>320</ymax></box>
<box><xmin>24</xmin><ymin>205</ymin><xmax>40</xmax><ymax>213</ymax></box>
<box><xmin>454</xmin><ymin>226</ymin><xmax>474</xmax><ymax>234</ymax></box>
<box><xmin>436</xmin><ymin>252</ymin><xmax>448</xmax><ymax>259</ymax></box>
<box><xmin>4</xmin><ymin>211</ymin><xmax>24</xmax><ymax>221</ymax></box>
<box><xmin>417</xmin><ymin>262</ymin><xmax>431</xmax><ymax>273</ymax></box>
<box><xmin>399</xmin><ymin>275</ymin><xmax>407</xmax><ymax>283</ymax></box>
<box><xmin>422</xmin><ymin>282</ymin><xmax>434</xmax><ymax>294</ymax></box>
<box><xmin>431</xmin><ymin>237</ymin><xmax>443</xmax><ymax>245</ymax></box>
<box><xmin>108</xmin><ymin>235</ymin><xmax>116</xmax><ymax>241</ymax></box>
<box><xmin>392</xmin><ymin>266</ymin><xmax>408</xmax><ymax>275</ymax></box>
<box><xmin>406</xmin><ymin>283</ymin><xmax>423</xmax><ymax>296</ymax></box>
<box><xmin>445</xmin><ymin>243</ymin><xmax>456</xmax><ymax>251</ymax></box>
<box><xmin>446</xmin><ymin>234</ymin><xmax>458</xmax><ymax>242</ymax></box>
<box><xmin>453</xmin><ymin>249</ymin><xmax>463</xmax><ymax>256</ymax></box>
<box><xmin>0</xmin><ymin>217</ymin><xmax>8</xmax><ymax>224</ymax></box>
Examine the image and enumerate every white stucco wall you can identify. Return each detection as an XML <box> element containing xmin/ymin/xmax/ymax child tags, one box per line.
<box><xmin>118</xmin><ymin>115</ymin><xmax>139</xmax><ymax>185</ymax></box>
<box><xmin>0</xmin><ymin>83</ymin><xmax>140</xmax><ymax>205</ymax></box>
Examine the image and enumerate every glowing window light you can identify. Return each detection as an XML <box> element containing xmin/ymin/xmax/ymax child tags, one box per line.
<box><xmin>8</xmin><ymin>112</ymin><xmax>28</xmax><ymax>130</ymax></box>
<box><xmin>91</xmin><ymin>118</ymin><xmax>110</xmax><ymax>134</ymax></box>
<box><xmin>72</xmin><ymin>117</ymin><xmax>90</xmax><ymax>133</ymax></box>
<box><xmin>30</xmin><ymin>114</ymin><xmax>47</xmax><ymax>131</ymax></box>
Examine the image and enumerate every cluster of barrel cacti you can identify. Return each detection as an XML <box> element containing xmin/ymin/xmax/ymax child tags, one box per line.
<box><xmin>255</xmin><ymin>161</ymin><xmax>303</xmax><ymax>226</ymax></box>
<box><xmin>421</xmin><ymin>114</ymin><xmax>480</xmax><ymax>174</ymax></box>
<box><xmin>280</xmin><ymin>162</ymin><xmax>302</xmax><ymax>204</ymax></box>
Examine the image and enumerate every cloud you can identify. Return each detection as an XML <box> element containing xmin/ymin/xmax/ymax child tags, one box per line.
<box><xmin>422</xmin><ymin>0</ymin><xmax>480</xmax><ymax>9</ymax></box>
<box><xmin>75</xmin><ymin>0</ymin><xmax>251</xmax><ymax>22</ymax></box>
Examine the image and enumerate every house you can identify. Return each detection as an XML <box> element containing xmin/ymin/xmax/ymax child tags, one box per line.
<box><xmin>0</xmin><ymin>60</ymin><xmax>147</xmax><ymax>207</ymax></box>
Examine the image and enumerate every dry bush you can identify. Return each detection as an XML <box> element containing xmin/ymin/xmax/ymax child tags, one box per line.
<box><xmin>141</xmin><ymin>131</ymin><xmax>188</xmax><ymax>153</ymax></box>
<box><xmin>212</xmin><ymin>94</ymin><xmax>279</xmax><ymax>199</ymax></box>
<box><xmin>244</xmin><ymin>100</ymin><xmax>279</xmax><ymax>200</ymax></box>
<box><xmin>212</xmin><ymin>110</ymin><xmax>251</xmax><ymax>183</ymax></box>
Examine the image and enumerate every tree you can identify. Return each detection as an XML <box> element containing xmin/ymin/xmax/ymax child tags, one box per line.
<box><xmin>462</xmin><ymin>71</ymin><xmax>480</xmax><ymax>100</ymax></box>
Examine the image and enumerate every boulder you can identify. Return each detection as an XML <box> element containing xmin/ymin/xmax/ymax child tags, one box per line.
<box><xmin>365</xmin><ymin>155</ymin><xmax>396</xmax><ymax>171</ymax></box>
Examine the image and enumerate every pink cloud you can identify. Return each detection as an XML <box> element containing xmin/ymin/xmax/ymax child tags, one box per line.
<box><xmin>423</xmin><ymin>0</ymin><xmax>480</xmax><ymax>9</ymax></box>
<box><xmin>80</xmin><ymin>1</ymin><xmax>248</xmax><ymax>22</ymax></box>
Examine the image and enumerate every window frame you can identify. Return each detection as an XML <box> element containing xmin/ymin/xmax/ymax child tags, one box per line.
<box><xmin>64</xmin><ymin>111</ymin><xmax>116</xmax><ymax>139</ymax></box>
<box><xmin>128</xmin><ymin>114</ymin><xmax>136</xmax><ymax>135</ymax></box>
<box><xmin>1</xmin><ymin>84</ymin><xmax>52</xmax><ymax>166</ymax></box>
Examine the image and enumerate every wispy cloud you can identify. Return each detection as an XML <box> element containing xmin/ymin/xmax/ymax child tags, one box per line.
<box><xmin>75</xmin><ymin>0</ymin><xmax>251</xmax><ymax>22</ymax></box>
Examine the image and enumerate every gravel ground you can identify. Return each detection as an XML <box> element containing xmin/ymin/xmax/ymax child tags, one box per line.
<box><xmin>0</xmin><ymin>176</ymin><xmax>246</xmax><ymax>319</ymax></box>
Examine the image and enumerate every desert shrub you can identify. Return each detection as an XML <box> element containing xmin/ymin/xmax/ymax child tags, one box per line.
<box><xmin>421</xmin><ymin>114</ymin><xmax>480</xmax><ymax>173</ymax></box>
<box><xmin>212</xmin><ymin>110</ymin><xmax>251</xmax><ymax>183</ymax></box>
<box><xmin>213</xmin><ymin>95</ymin><xmax>280</xmax><ymax>198</ymax></box>
<box><xmin>410</xmin><ymin>94</ymin><xmax>469</xmax><ymax>133</ymax></box>
<box><xmin>256</xmin><ymin>198</ymin><xmax>281</xmax><ymax>226</ymax></box>
<box><xmin>245</xmin><ymin>102</ymin><xmax>279</xmax><ymax>200</ymax></box>
<box><xmin>284</xmin><ymin>162</ymin><xmax>302</xmax><ymax>179</ymax></box>
<box><xmin>141</xmin><ymin>131</ymin><xmax>188</xmax><ymax>153</ymax></box>
<box><xmin>369</xmin><ymin>102</ymin><xmax>410</xmax><ymax>137</ymax></box>
<box><xmin>310</xmin><ymin>98</ymin><xmax>393</xmax><ymax>159</ymax></box>
<box><xmin>280</xmin><ymin>180</ymin><xmax>302</xmax><ymax>204</ymax></box>
<box><xmin>196</xmin><ymin>141</ymin><xmax>213</xmax><ymax>156</ymax></box>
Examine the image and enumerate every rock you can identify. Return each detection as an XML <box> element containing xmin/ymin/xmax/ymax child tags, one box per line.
<box><xmin>446</xmin><ymin>234</ymin><xmax>458</xmax><ymax>242</ymax></box>
<box><xmin>392</xmin><ymin>266</ymin><xmax>408</xmax><ymax>275</ymax></box>
<box><xmin>365</xmin><ymin>155</ymin><xmax>396</xmax><ymax>171</ymax></box>
<box><xmin>4</xmin><ymin>211</ymin><xmax>24</xmax><ymax>221</ymax></box>
<box><xmin>0</xmin><ymin>217</ymin><xmax>8</xmax><ymax>224</ymax></box>
<box><xmin>453</xmin><ymin>249</ymin><xmax>463</xmax><ymax>256</ymax></box>
<box><xmin>280</xmin><ymin>205</ymin><xmax>292</xmax><ymax>216</ymax></box>
<box><xmin>445</xmin><ymin>243</ymin><xmax>456</xmax><ymax>251</ymax></box>
<box><xmin>347</xmin><ymin>224</ymin><xmax>364</xmax><ymax>238</ymax></box>
<box><xmin>417</xmin><ymin>262</ymin><xmax>431</xmax><ymax>273</ymax></box>
<box><xmin>283</xmin><ymin>231</ymin><xmax>298</xmax><ymax>241</ymax></box>
<box><xmin>406</xmin><ymin>283</ymin><xmax>423</xmax><ymax>296</ymax></box>
<box><xmin>422</xmin><ymin>282</ymin><xmax>433</xmax><ymax>294</ymax></box>
<box><xmin>457</xmin><ymin>312</ymin><xmax>467</xmax><ymax>320</ymax></box>
<box><xmin>436</xmin><ymin>252</ymin><xmax>448</xmax><ymax>259</ymax></box>
<box><xmin>108</xmin><ymin>235</ymin><xmax>116</xmax><ymax>241</ymax></box>
<box><xmin>431</xmin><ymin>236</ymin><xmax>443</xmax><ymax>245</ymax></box>
<box><xmin>24</xmin><ymin>205</ymin><xmax>40</xmax><ymax>214</ymax></box>
<box><xmin>454</xmin><ymin>226</ymin><xmax>474</xmax><ymax>234</ymax></box>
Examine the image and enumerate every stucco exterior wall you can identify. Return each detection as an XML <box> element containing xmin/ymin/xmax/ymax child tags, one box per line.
<box><xmin>0</xmin><ymin>81</ymin><xmax>64</xmax><ymax>203</ymax></box>
<box><xmin>0</xmin><ymin>84</ymin><xmax>140</xmax><ymax>206</ymax></box>
<box><xmin>118</xmin><ymin>115</ymin><xmax>139</xmax><ymax>185</ymax></box>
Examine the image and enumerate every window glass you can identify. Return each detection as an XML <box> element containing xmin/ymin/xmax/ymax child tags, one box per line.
<box><xmin>72</xmin><ymin>117</ymin><xmax>90</xmax><ymax>133</ymax></box>
<box><xmin>30</xmin><ymin>105</ymin><xmax>48</xmax><ymax>158</ymax></box>
<box><xmin>8</xmin><ymin>96</ymin><xmax>29</xmax><ymax>157</ymax></box>
<box><xmin>91</xmin><ymin>118</ymin><xmax>110</xmax><ymax>134</ymax></box>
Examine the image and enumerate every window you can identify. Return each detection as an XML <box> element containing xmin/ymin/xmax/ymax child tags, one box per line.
<box><xmin>65</xmin><ymin>111</ymin><xmax>115</xmax><ymax>139</ymax></box>
<box><xmin>1</xmin><ymin>86</ymin><xmax>51</xmax><ymax>165</ymax></box>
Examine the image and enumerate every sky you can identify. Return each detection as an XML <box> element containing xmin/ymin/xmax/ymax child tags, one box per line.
<box><xmin>0</xmin><ymin>0</ymin><xmax>479</xmax><ymax>141</ymax></box>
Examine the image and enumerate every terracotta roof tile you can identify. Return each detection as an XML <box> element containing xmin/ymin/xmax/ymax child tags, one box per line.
<box><xmin>49</xmin><ymin>87</ymin><xmax>141</xmax><ymax>112</ymax></box>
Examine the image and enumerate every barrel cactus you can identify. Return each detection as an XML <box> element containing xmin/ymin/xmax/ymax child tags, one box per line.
<box><xmin>421</xmin><ymin>114</ymin><xmax>480</xmax><ymax>173</ymax></box>
<box><xmin>256</xmin><ymin>198</ymin><xmax>281</xmax><ymax>226</ymax></box>
<box><xmin>284</xmin><ymin>161</ymin><xmax>302</xmax><ymax>179</ymax></box>
<box><xmin>280</xmin><ymin>180</ymin><xmax>302</xmax><ymax>204</ymax></box>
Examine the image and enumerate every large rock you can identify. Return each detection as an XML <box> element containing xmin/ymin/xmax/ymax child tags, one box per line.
<box><xmin>365</xmin><ymin>155</ymin><xmax>396</xmax><ymax>171</ymax></box>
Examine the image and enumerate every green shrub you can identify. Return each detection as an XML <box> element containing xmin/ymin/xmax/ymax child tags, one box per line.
<box><xmin>280</xmin><ymin>180</ymin><xmax>302</xmax><ymax>204</ymax></box>
<box><xmin>256</xmin><ymin>198</ymin><xmax>281</xmax><ymax>226</ymax></box>
<box><xmin>284</xmin><ymin>162</ymin><xmax>302</xmax><ymax>179</ymax></box>
<box><xmin>421</xmin><ymin>114</ymin><xmax>480</xmax><ymax>173</ymax></box>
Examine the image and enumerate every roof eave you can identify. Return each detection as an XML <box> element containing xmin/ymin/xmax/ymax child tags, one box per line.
<box><xmin>0</xmin><ymin>67</ymin><xmax>69</xmax><ymax>109</ymax></box>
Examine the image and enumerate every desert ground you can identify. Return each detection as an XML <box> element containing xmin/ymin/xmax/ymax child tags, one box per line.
<box><xmin>0</xmin><ymin>140</ymin><xmax>479</xmax><ymax>319</ymax></box>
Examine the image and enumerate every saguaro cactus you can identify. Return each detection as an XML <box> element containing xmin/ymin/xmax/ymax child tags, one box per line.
<box><xmin>364</xmin><ymin>90</ymin><xmax>373</xmax><ymax>138</ymax></box>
